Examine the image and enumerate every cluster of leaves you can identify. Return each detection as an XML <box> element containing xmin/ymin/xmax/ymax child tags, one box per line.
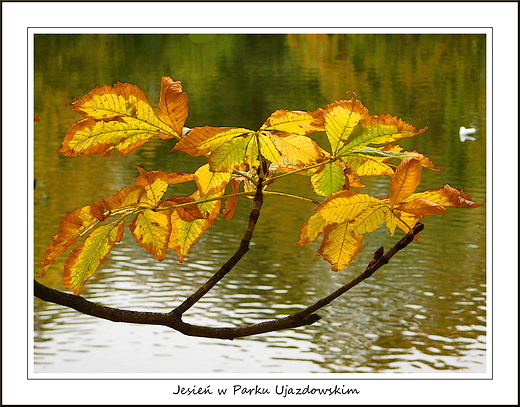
<box><xmin>39</xmin><ymin>76</ymin><xmax>482</xmax><ymax>294</ymax></box>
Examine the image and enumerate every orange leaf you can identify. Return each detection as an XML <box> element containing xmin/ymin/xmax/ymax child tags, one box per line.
<box><xmin>157</xmin><ymin>77</ymin><xmax>189</xmax><ymax>136</ymax></box>
<box><xmin>389</xmin><ymin>157</ymin><xmax>423</xmax><ymax>206</ymax></box>
<box><xmin>222</xmin><ymin>178</ymin><xmax>243</xmax><ymax>221</ymax></box>
<box><xmin>39</xmin><ymin>206</ymin><xmax>101</xmax><ymax>276</ymax></box>
<box><xmin>396</xmin><ymin>198</ymin><xmax>448</xmax><ymax>215</ymax></box>
<box><xmin>403</xmin><ymin>184</ymin><xmax>484</xmax><ymax>209</ymax></box>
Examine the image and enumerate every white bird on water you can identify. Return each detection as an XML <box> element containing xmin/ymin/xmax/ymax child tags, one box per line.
<box><xmin>459</xmin><ymin>126</ymin><xmax>477</xmax><ymax>142</ymax></box>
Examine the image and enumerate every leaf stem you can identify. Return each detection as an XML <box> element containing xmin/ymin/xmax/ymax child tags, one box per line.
<box><xmin>267</xmin><ymin>158</ymin><xmax>337</xmax><ymax>182</ymax></box>
<box><xmin>263</xmin><ymin>190</ymin><xmax>321</xmax><ymax>204</ymax></box>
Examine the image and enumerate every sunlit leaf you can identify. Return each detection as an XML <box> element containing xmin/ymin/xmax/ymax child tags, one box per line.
<box><xmin>346</xmin><ymin>201</ymin><xmax>390</xmax><ymax>235</ymax></box>
<box><xmin>260</xmin><ymin>109</ymin><xmax>324</xmax><ymax>136</ymax></box>
<box><xmin>264</xmin><ymin>132</ymin><xmax>321</xmax><ymax>166</ymax></box>
<box><xmin>161</xmin><ymin>196</ymin><xmax>205</xmax><ymax>221</ymax></box>
<box><xmin>310</xmin><ymin>161</ymin><xmax>347</xmax><ymax>196</ymax></box>
<box><xmin>402</xmin><ymin>184</ymin><xmax>484</xmax><ymax>208</ymax></box>
<box><xmin>389</xmin><ymin>157</ymin><xmax>423</xmax><ymax>206</ymax></box>
<box><xmin>63</xmin><ymin>220</ymin><xmax>125</xmax><ymax>294</ymax></box>
<box><xmin>194</xmin><ymin>164</ymin><xmax>232</xmax><ymax>196</ymax></box>
<box><xmin>343</xmin><ymin>114</ymin><xmax>427</xmax><ymax>152</ymax></box>
<box><xmin>223</xmin><ymin>177</ymin><xmax>243</xmax><ymax>221</ymax></box>
<box><xmin>323</xmin><ymin>98</ymin><xmax>369</xmax><ymax>156</ymax></box>
<box><xmin>317</xmin><ymin>223</ymin><xmax>363</xmax><ymax>272</ymax></box>
<box><xmin>396</xmin><ymin>198</ymin><xmax>448</xmax><ymax>216</ymax></box>
<box><xmin>59</xmin><ymin>81</ymin><xmax>181</xmax><ymax>157</ymax></box>
<box><xmin>172</xmin><ymin>126</ymin><xmax>253</xmax><ymax>156</ymax></box>
<box><xmin>316</xmin><ymin>190</ymin><xmax>382</xmax><ymax>224</ymax></box>
<box><xmin>129</xmin><ymin>209</ymin><xmax>172</xmax><ymax>261</ymax></box>
<box><xmin>169</xmin><ymin>191</ymin><xmax>223</xmax><ymax>262</ymax></box>
<box><xmin>39</xmin><ymin>206</ymin><xmax>101</xmax><ymax>277</ymax></box>
<box><xmin>296</xmin><ymin>211</ymin><xmax>330</xmax><ymax>246</ymax></box>
<box><xmin>385</xmin><ymin>209</ymin><xmax>421</xmax><ymax>235</ymax></box>
<box><xmin>157</xmin><ymin>76</ymin><xmax>189</xmax><ymax>136</ymax></box>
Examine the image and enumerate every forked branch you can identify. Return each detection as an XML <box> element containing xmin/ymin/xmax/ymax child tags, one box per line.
<box><xmin>34</xmin><ymin>174</ymin><xmax>424</xmax><ymax>340</ymax></box>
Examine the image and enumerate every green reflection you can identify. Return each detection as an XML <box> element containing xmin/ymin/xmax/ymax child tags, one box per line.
<box><xmin>34</xmin><ymin>33</ymin><xmax>486</xmax><ymax>373</ymax></box>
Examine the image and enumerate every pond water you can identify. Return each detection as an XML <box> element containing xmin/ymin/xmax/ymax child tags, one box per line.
<box><xmin>33</xmin><ymin>33</ymin><xmax>487</xmax><ymax>375</ymax></box>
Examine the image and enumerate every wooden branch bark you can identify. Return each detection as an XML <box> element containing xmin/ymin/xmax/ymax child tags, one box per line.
<box><xmin>34</xmin><ymin>170</ymin><xmax>425</xmax><ymax>339</ymax></box>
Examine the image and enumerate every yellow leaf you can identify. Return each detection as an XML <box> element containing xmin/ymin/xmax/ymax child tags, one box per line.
<box><xmin>265</xmin><ymin>133</ymin><xmax>321</xmax><ymax>166</ymax></box>
<box><xmin>389</xmin><ymin>157</ymin><xmax>423</xmax><ymax>206</ymax></box>
<box><xmin>157</xmin><ymin>77</ymin><xmax>188</xmax><ymax>136</ymax></box>
<box><xmin>317</xmin><ymin>223</ymin><xmax>363</xmax><ymax>271</ymax></box>
<box><xmin>260</xmin><ymin>108</ymin><xmax>324</xmax><ymax>136</ymax></box>
<box><xmin>169</xmin><ymin>191</ymin><xmax>222</xmax><ymax>262</ymax></box>
<box><xmin>342</xmin><ymin>153</ymin><xmax>396</xmax><ymax>177</ymax></box>
<box><xmin>316</xmin><ymin>190</ymin><xmax>382</xmax><ymax>224</ymax></box>
<box><xmin>129</xmin><ymin>209</ymin><xmax>171</xmax><ymax>261</ymax></box>
<box><xmin>310</xmin><ymin>161</ymin><xmax>347</xmax><ymax>197</ymax></box>
<box><xmin>344</xmin><ymin>113</ymin><xmax>427</xmax><ymax>151</ymax></box>
<box><xmin>209</xmin><ymin>134</ymin><xmax>257</xmax><ymax>172</ymax></box>
<box><xmin>194</xmin><ymin>164</ymin><xmax>232</xmax><ymax>196</ymax></box>
<box><xmin>59</xmin><ymin>81</ymin><xmax>180</xmax><ymax>157</ymax></box>
<box><xmin>347</xmin><ymin>202</ymin><xmax>390</xmax><ymax>235</ymax></box>
<box><xmin>385</xmin><ymin>210</ymin><xmax>421</xmax><ymax>235</ymax></box>
<box><xmin>402</xmin><ymin>184</ymin><xmax>484</xmax><ymax>209</ymax></box>
<box><xmin>63</xmin><ymin>220</ymin><xmax>125</xmax><ymax>294</ymax></box>
<box><xmin>323</xmin><ymin>98</ymin><xmax>369</xmax><ymax>156</ymax></box>
<box><xmin>40</xmin><ymin>206</ymin><xmax>101</xmax><ymax>276</ymax></box>
<box><xmin>297</xmin><ymin>211</ymin><xmax>330</xmax><ymax>245</ymax></box>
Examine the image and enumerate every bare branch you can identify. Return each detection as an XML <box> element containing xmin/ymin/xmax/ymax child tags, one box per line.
<box><xmin>34</xmin><ymin>222</ymin><xmax>424</xmax><ymax>340</ymax></box>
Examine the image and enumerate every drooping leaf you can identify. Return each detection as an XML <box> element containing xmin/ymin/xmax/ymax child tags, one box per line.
<box><xmin>296</xmin><ymin>211</ymin><xmax>330</xmax><ymax>246</ymax></box>
<box><xmin>194</xmin><ymin>164</ymin><xmax>232</xmax><ymax>196</ymax></box>
<box><xmin>63</xmin><ymin>220</ymin><xmax>125</xmax><ymax>294</ymax></box>
<box><xmin>317</xmin><ymin>223</ymin><xmax>363</xmax><ymax>272</ymax></box>
<box><xmin>168</xmin><ymin>191</ymin><xmax>223</xmax><ymax>262</ymax></box>
<box><xmin>389</xmin><ymin>157</ymin><xmax>423</xmax><ymax>206</ymax></box>
<box><xmin>129</xmin><ymin>209</ymin><xmax>172</xmax><ymax>261</ymax></box>
<box><xmin>323</xmin><ymin>98</ymin><xmax>369</xmax><ymax>156</ymax></box>
<box><xmin>222</xmin><ymin>177</ymin><xmax>243</xmax><ymax>221</ymax></box>
<box><xmin>157</xmin><ymin>76</ymin><xmax>189</xmax><ymax>136</ymax></box>
<box><xmin>59</xmin><ymin>80</ymin><xmax>184</xmax><ymax>157</ymax></box>
<box><xmin>39</xmin><ymin>206</ymin><xmax>101</xmax><ymax>277</ymax></box>
<box><xmin>385</xmin><ymin>209</ymin><xmax>421</xmax><ymax>236</ymax></box>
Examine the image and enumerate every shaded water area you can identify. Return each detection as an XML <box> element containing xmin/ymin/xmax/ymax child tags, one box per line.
<box><xmin>33</xmin><ymin>34</ymin><xmax>487</xmax><ymax>374</ymax></box>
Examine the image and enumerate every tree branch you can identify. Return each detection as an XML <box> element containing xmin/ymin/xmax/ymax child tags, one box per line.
<box><xmin>34</xmin><ymin>223</ymin><xmax>424</xmax><ymax>340</ymax></box>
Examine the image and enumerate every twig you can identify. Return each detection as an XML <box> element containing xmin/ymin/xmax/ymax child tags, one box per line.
<box><xmin>34</xmin><ymin>222</ymin><xmax>424</xmax><ymax>340</ymax></box>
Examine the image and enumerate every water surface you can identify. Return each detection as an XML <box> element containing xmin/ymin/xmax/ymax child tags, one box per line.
<box><xmin>33</xmin><ymin>33</ymin><xmax>487</xmax><ymax>374</ymax></box>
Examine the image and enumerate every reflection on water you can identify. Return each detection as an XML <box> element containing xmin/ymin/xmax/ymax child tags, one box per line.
<box><xmin>33</xmin><ymin>33</ymin><xmax>486</xmax><ymax>374</ymax></box>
